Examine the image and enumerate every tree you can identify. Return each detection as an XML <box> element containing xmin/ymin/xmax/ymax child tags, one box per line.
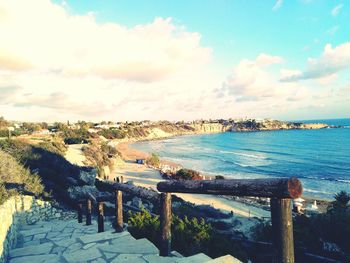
<box><xmin>0</xmin><ymin>116</ymin><xmax>9</xmax><ymax>129</ymax></box>
<box><xmin>328</xmin><ymin>191</ymin><xmax>350</xmax><ymax>213</ymax></box>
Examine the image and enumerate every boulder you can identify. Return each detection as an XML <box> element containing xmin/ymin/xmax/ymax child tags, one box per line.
<box><xmin>78</xmin><ymin>168</ymin><xmax>97</xmax><ymax>185</ymax></box>
<box><xmin>68</xmin><ymin>185</ymin><xmax>100</xmax><ymax>200</ymax></box>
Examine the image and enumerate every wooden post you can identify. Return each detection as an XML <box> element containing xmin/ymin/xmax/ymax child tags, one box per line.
<box><xmin>115</xmin><ymin>189</ymin><xmax>123</xmax><ymax>232</ymax></box>
<box><xmin>77</xmin><ymin>203</ymin><xmax>83</xmax><ymax>223</ymax></box>
<box><xmin>270</xmin><ymin>198</ymin><xmax>295</xmax><ymax>263</ymax></box>
<box><xmin>86</xmin><ymin>198</ymin><xmax>92</xmax><ymax>226</ymax></box>
<box><xmin>98</xmin><ymin>202</ymin><xmax>104</xmax><ymax>233</ymax></box>
<box><xmin>160</xmin><ymin>193</ymin><xmax>172</xmax><ymax>257</ymax></box>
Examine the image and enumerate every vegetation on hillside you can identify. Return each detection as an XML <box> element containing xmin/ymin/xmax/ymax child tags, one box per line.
<box><xmin>82</xmin><ymin>142</ymin><xmax>118</xmax><ymax>178</ymax></box>
<box><xmin>0</xmin><ymin>139</ymin><xmax>82</xmax><ymax>197</ymax></box>
<box><xmin>0</xmin><ymin>149</ymin><xmax>44</xmax><ymax>205</ymax></box>
<box><xmin>127</xmin><ymin>208</ymin><xmax>248</xmax><ymax>261</ymax></box>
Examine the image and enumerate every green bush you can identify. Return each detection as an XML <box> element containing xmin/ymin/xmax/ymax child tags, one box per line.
<box><xmin>146</xmin><ymin>153</ymin><xmax>160</xmax><ymax>168</ymax></box>
<box><xmin>98</xmin><ymin>129</ymin><xmax>126</xmax><ymax>139</ymax></box>
<box><xmin>175</xmin><ymin>168</ymin><xmax>202</xmax><ymax>180</ymax></box>
<box><xmin>0</xmin><ymin>149</ymin><xmax>44</xmax><ymax>204</ymax></box>
<box><xmin>0</xmin><ymin>139</ymin><xmax>82</xmax><ymax>192</ymax></box>
<box><xmin>38</xmin><ymin>140</ymin><xmax>67</xmax><ymax>156</ymax></box>
<box><xmin>127</xmin><ymin>208</ymin><xmax>248</xmax><ymax>261</ymax></box>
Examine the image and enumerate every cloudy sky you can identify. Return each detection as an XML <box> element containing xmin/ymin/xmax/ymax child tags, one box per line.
<box><xmin>0</xmin><ymin>0</ymin><xmax>349</xmax><ymax>122</ymax></box>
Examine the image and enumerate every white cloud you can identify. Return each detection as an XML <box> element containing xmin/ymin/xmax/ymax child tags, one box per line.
<box><xmin>218</xmin><ymin>54</ymin><xmax>284</xmax><ymax>101</ymax></box>
<box><xmin>272</xmin><ymin>0</ymin><xmax>283</xmax><ymax>11</ymax></box>
<box><xmin>0</xmin><ymin>0</ymin><xmax>211</xmax><ymax>82</ymax></box>
<box><xmin>281</xmin><ymin>43</ymin><xmax>350</xmax><ymax>82</ymax></box>
<box><xmin>331</xmin><ymin>4</ymin><xmax>343</xmax><ymax>16</ymax></box>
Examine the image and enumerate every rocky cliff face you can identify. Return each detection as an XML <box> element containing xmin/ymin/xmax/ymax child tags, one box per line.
<box><xmin>120</xmin><ymin>120</ymin><xmax>329</xmax><ymax>141</ymax></box>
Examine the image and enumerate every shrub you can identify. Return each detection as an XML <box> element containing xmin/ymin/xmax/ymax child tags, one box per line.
<box><xmin>0</xmin><ymin>139</ymin><xmax>81</xmax><ymax>194</ymax></box>
<box><xmin>82</xmin><ymin>142</ymin><xmax>116</xmax><ymax>177</ymax></box>
<box><xmin>175</xmin><ymin>168</ymin><xmax>202</xmax><ymax>180</ymax></box>
<box><xmin>127</xmin><ymin>208</ymin><xmax>248</xmax><ymax>261</ymax></box>
<box><xmin>0</xmin><ymin>149</ymin><xmax>44</xmax><ymax>204</ymax></box>
<box><xmin>146</xmin><ymin>153</ymin><xmax>160</xmax><ymax>168</ymax></box>
<box><xmin>98</xmin><ymin>129</ymin><xmax>126</xmax><ymax>139</ymax></box>
<box><xmin>38</xmin><ymin>140</ymin><xmax>67</xmax><ymax>156</ymax></box>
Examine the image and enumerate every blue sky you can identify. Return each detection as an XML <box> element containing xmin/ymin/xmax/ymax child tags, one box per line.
<box><xmin>0</xmin><ymin>0</ymin><xmax>349</xmax><ymax>121</ymax></box>
<box><xmin>63</xmin><ymin>0</ymin><xmax>350</xmax><ymax>66</ymax></box>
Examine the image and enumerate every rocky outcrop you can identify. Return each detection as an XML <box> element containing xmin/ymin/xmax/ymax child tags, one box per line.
<box><xmin>78</xmin><ymin>167</ymin><xmax>98</xmax><ymax>186</ymax></box>
<box><xmin>67</xmin><ymin>185</ymin><xmax>101</xmax><ymax>201</ymax></box>
<box><xmin>117</xmin><ymin>120</ymin><xmax>331</xmax><ymax>142</ymax></box>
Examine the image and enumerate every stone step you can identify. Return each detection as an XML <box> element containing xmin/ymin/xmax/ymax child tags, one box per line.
<box><xmin>175</xmin><ymin>253</ymin><xmax>212</xmax><ymax>263</ymax></box>
<box><xmin>10</xmin><ymin>218</ymin><xmax>241</xmax><ymax>263</ymax></box>
<box><xmin>205</xmin><ymin>255</ymin><xmax>243</xmax><ymax>263</ymax></box>
<box><xmin>17</xmin><ymin>219</ymin><xmax>114</xmax><ymax>248</ymax></box>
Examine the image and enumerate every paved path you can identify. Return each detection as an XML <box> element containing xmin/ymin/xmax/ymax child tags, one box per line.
<box><xmin>8</xmin><ymin>219</ymin><xmax>241</xmax><ymax>263</ymax></box>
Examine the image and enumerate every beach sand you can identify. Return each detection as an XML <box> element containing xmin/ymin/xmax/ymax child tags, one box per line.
<box><xmin>65</xmin><ymin>144</ymin><xmax>86</xmax><ymax>166</ymax></box>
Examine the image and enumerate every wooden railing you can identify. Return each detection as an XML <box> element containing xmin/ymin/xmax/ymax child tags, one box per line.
<box><xmin>76</xmin><ymin>177</ymin><xmax>303</xmax><ymax>263</ymax></box>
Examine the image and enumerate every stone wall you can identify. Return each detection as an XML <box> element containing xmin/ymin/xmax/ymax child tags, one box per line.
<box><xmin>0</xmin><ymin>195</ymin><xmax>75</xmax><ymax>263</ymax></box>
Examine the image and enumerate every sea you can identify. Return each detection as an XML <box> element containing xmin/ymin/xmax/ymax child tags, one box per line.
<box><xmin>132</xmin><ymin>119</ymin><xmax>350</xmax><ymax>201</ymax></box>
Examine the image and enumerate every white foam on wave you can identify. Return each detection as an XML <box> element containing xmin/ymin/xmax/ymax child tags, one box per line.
<box><xmin>218</xmin><ymin>150</ymin><xmax>267</xmax><ymax>159</ymax></box>
<box><xmin>303</xmin><ymin>188</ymin><xmax>332</xmax><ymax>195</ymax></box>
<box><xmin>337</xmin><ymin>179</ymin><xmax>350</xmax><ymax>184</ymax></box>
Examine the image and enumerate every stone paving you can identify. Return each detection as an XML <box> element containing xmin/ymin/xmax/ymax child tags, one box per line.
<box><xmin>8</xmin><ymin>219</ymin><xmax>241</xmax><ymax>263</ymax></box>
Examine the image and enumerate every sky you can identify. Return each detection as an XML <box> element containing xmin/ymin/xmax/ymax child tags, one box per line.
<box><xmin>0</xmin><ymin>0</ymin><xmax>349</xmax><ymax>122</ymax></box>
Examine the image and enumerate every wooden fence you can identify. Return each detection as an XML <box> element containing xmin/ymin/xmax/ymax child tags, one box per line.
<box><xmin>77</xmin><ymin>177</ymin><xmax>303</xmax><ymax>263</ymax></box>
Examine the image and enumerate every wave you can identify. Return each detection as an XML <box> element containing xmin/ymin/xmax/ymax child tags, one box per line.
<box><xmin>303</xmin><ymin>188</ymin><xmax>333</xmax><ymax>195</ymax></box>
<box><xmin>217</xmin><ymin>150</ymin><xmax>267</xmax><ymax>159</ymax></box>
<box><xmin>335</xmin><ymin>179</ymin><xmax>350</xmax><ymax>184</ymax></box>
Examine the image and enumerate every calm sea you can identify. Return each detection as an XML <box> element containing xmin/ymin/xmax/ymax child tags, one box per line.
<box><xmin>132</xmin><ymin>119</ymin><xmax>350</xmax><ymax>200</ymax></box>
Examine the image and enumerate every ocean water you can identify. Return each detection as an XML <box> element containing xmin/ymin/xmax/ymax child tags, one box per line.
<box><xmin>132</xmin><ymin>119</ymin><xmax>350</xmax><ymax>200</ymax></box>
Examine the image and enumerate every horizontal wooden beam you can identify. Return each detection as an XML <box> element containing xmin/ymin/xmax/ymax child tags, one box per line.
<box><xmin>157</xmin><ymin>177</ymin><xmax>302</xmax><ymax>198</ymax></box>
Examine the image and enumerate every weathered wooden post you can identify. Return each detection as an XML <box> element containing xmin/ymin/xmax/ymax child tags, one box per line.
<box><xmin>159</xmin><ymin>193</ymin><xmax>172</xmax><ymax>257</ymax></box>
<box><xmin>98</xmin><ymin>201</ymin><xmax>104</xmax><ymax>233</ymax></box>
<box><xmin>77</xmin><ymin>203</ymin><xmax>83</xmax><ymax>223</ymax></box>
<box><xmin>86</xmin><ymin>198</ymin><xmax>92</xmax><ymax>226</ymax></box>
<box><xmin>270</xmin><ymin>198</ymin><xmax>294</xmax><ymax>263</ymax></box>
<box><xmin>115</xmin><ymin>189</ymin><xmax>123</xmax><ymax>232</ymax></box>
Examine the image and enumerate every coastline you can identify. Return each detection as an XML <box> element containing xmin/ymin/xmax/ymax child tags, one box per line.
<box><xmin>114</xmin><ymin>140</ymin><xmax>270</xmax><ymax>218</ymax></box>
<box><xmin>114</xmin><ymin>136</ymin><xmax>330</xmax><ymax>213</ymax></box>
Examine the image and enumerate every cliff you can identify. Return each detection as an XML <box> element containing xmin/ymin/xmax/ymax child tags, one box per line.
<box><xmin>231</xmin><ymin>120</ymin><xmax>329</xmax><ymax>132</ymax></box>
<box><xmin>111</xmin><ymin>119</ymin><xmax>330</xmax><ymax>142</ymax></box>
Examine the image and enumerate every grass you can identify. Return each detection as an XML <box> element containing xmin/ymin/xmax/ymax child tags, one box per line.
<box><xmin>0</xmin><ymin>149</ymin><xmax>44</xmax><ymax>205</ymax></box>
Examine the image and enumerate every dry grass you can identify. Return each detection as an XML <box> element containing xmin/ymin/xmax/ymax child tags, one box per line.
<box><xmin>0</xmin><ymin>149</ymin><xmax>44</xmax><ymax>204</ymax></box>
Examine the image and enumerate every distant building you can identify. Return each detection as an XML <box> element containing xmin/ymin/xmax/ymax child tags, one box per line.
<box><xmin>33</xmin><ymin>129</ymin><xmax>51</xmax><ymax>135</ymax></box>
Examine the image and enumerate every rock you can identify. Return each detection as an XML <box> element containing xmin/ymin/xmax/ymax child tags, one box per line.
<box><xmin>66</xmin><ymin>176</ymin><xmax>79</xmax><ymax>186</ymax></box>
<box><xmin>79</xmin><ymin>167</ymin><xmax>98</xmax><ymax>185</ymax></box>
<box><xmin>68</xmin><ymin>185</ymin><xmax>100</xmax><ymax>200</ymax></box>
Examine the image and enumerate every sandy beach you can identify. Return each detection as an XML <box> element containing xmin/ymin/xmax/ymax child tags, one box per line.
<box><xmin>114</xmin><ymin>141</ymin><xmax>270</xmax><ymax>219</ymax></box>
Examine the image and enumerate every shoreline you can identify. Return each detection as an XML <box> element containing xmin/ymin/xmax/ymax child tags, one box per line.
<box><xmin>115</xmin><ymin>137</ymin><xmax>331</xmax><ymax>212</ymax></box>
<box><xmin>114</xmin><ymin>141</ymin><xmax>272</xmax><ymax>218</ymax></box>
